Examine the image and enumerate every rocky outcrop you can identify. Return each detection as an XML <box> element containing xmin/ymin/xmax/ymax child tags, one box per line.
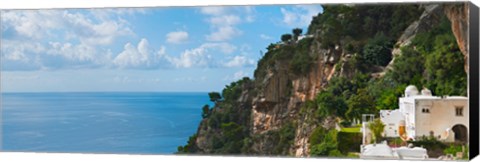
<box><xmin>387</xmin><ymin>3</ymin><xmax>470</xmax><ymax>73</ymax></box>
<box><xmin>251</xmin><ymin>37</ymin><xmax>338</xmax><ymax>156</ymax></box>
<box><xmin>387</xmin><ymin>4</ymin><xmax>444</xmax><ymax>71</ymax></box>
<box><xmin>444</xmin><ymin>2</ymin><xmax>469</xmax><ymax>72</ymax></box>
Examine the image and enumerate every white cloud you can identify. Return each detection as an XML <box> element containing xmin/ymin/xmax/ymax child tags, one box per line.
<box><xmin>2</xmin><ymin>10</ymin><xmax>133</xmax><ymax>45</ymax></box>
<box><xmin>200</xmin><ymin>6</ymin><xmax>226</xmax><ymax>15</ymax></box>
<box><xmin>206</xmin><ymin>26</ymin><xmax>242</xmax><ymax>42</ymax></box>
<box><xmin>222</xmin><ymin>55</ymin><xmax>255</xmax><ymax>68</ymax></box>
<box><xmin>280</xmin><ymin>5</ymin><xmax>323</xmax><ymax>28</ymax></box>
<box><xmin>223</xmin><ymin>70</ymin><xmax>249</xmax><ymax>81</ymax></box>
<box><xmin>89</xmin><ymin>8</ymin><xmax>147</xmax><ymax>20</ymax></box>
<box><xmin>208</xmin><ymin>15</ymin><xmax>241</xmax><ymax>26</ymax></box>
<box><xmin>199</xmin><ymin>6</ymin><xmax>256</xmax><ymax>42</ymax></box>
<box><xmin>166</xmin><ymin>31</ymin><xmax>189</xmax><ymax>44</ymax></box>
<box><xmin>63</xmin><ymin>11</ymin><xmax>133</xmax><ymax>46</ymax></box>
<box><xmin>244</xmin><ymin>6</ymin><xmax>256</xmax><ymax>23</ymax></box>
<box><xmin>47</xmin><ymin>42</ymin><xmax>98</xmax><ymax>62</ymax></box>
<box><xmin>113</xmin><ymin>38</ymin><xmax>168</xmax><ymax>69</ymax></box>
<box><xmin>167</xmin><ymin>43</ymin><xmax>237</xmax><ymax>68</ymax></box>
<box><xmin>260</xmin><ymin>34</ymin><xmax>273</xmax><ymax>40</ymax></box>
<box><xmin>1</xmin><ymin>9</ymin><xmax>137</xmax><ymax>71</ymax></box>
<box><xmin>2</xmin><ymin>10</ymin><xmax>64</xmax><ymax>39</ymax></box>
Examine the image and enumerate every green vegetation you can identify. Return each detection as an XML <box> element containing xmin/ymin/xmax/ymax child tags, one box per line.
<box><xmin>177</xmin><ymin>78</ymin><xmax>253</xmax><ymax>154</ymax></box>
<box><xmin>368</xmin><ymin>118</ymin><xmax>386</xmax><ymax>143</ymax></box>
<box><xmin>201</xmin><ymin>104</ymin><xmax>211</xmax><ymax>118</ymax></box>
<box><xmin>281</xmin><ymin>34</ymin><xmax>293</xmax><ymax>43</ymax></box>
<box><xmin>208</xmin><ymin>92</ymin><xmax>222</xmax><ymax>103</ymax></box>
<box><xmin>444</xmin><ymin>144</ymin><xmax>469</xmax><ymax>159</ymax></box>
<box><xmin>267</xmin><ymin>122</ymin><xmax>297</xmax><ymax>155</ymax></box>
<box><xmin>176</xmin><ymin>133</ymin><xmax>198</xmax><ymax>154</ymax></box>
<box><xmin>292</xmin><ymin>28</ymin><xmax>303</xmax><ymax>41</ymax></box>
<box><xmin>310</xmin><ymin>128</ymin><xmax>340</xmax><ymax>157</ymax></box>
<box><xmin>289</xmin><ymin>38</ymin><xmax>314</xmax><ymax>75</ymax></box>
<box><xmin>359</xmin><ymin>32</ymin><xmax>394</xmax><ymax>66</ymax></box>
<box><xmin>340</xmin><ymin>127</ymin><xmax>360</xmax><ymax>133</ymax></box>
<box><xmin>308</xmin><ymin>4</ymin><xmax>422</xmax><ymax>50</ymax></box>
<box><xmin>346</xmin><ymin>88</ymin><xmax>375</xmax><ymax>121</ymax></box>
<box><xmin>337</xmin><ymin>132</ymin><xmax>362</xmax><ymax>154</ymax></box>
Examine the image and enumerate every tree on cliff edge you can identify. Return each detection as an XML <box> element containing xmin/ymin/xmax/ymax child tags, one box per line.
<box><xmin>208</xmin><ymin>92</ymin><xmax>222</xmax><ymax>104</ymax></box>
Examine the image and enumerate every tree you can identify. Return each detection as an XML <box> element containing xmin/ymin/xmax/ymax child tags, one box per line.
<box><xmin>292</xmin><ymin>28</ymin><xmax>303</xmax><ymax>41</ymax></box>
<box><xmin>390</xmin><ymin>46</ymin><xmax>425</xmax><ymax>85</ymax></box>
<box><xmin>424</xmin><ymin>33</ymin><xmax>467</xmax><ymax>96</ymax></box>
<box><xmin>360</xmin><ymin>32</ymin><xmax>394</xmax><ymax>66</ymax></box>
<box><xmin>310</xmin><ymin>129</ymin><xmax>339</xmax><ymax>156</ymax></box>
<box><xmin>346</xmin><ymin>88</ymin><xmax>375</xmax><ymax>121</ymax></box>
<box><xmin>281</xmin><ymin>34</ymin><xmax>293</xmax><ymax>44</ymax></box>
<box><xmin>201</xmin><ymin>104</ymin><xmax>211</xmax><ymax>118</ymax></box>
<box><xmin>208</xmin><ymin>92</ymin><xmax>222</xmax><ymax>103</ymax></box>
<box><xmin>315</xmin><ymin>92</ymin><xmax>348</xmax><ymax>118</ymax></box>
<box><xmin>368</xmin><ymin>118</ymin><xmax>385</xmax><ymax>143</ymax></box>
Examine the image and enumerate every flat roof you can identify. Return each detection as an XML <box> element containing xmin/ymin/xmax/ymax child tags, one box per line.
<box><xmin>401</xmin><ymin>95</ymin><xmax>467</xmax><ymax>100</ymax></box>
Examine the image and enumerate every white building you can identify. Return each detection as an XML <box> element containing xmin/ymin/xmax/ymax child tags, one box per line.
<box><xmin>379</xmin><ymin>85</ymin><xmax>468</xmax><ymax>143</ymax></box>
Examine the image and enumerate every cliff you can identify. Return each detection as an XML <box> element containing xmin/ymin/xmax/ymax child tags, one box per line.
<box><xmin>443</xmin><ymin>2</ymin><xmax>469</xmax><ymax>72</ymax></box>
<box><xmin>178</xmin><ymin>2</ymin><xmax>468</xmax><ymax>157</ymax></box>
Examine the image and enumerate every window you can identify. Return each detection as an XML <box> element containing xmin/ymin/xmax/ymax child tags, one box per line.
<box><xmin>455</xmin><ymin>107</ymin><xmax>463</xmax><ymax>116</ymax></box>
<box><xmin>422</xmin><ymin>107</ymin><xmax>430</xmax><ymax>113</ymax></box>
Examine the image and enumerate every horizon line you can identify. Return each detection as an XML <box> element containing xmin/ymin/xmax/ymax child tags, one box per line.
<box><xmin>0</xmin><ymin>91</ymin><xmax>214</xmax><ymax>93</ymax></box>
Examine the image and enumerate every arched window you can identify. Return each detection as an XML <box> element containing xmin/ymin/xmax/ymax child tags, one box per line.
<box><xmin>422</xmin><ymin>107</ymin><xmax>430</xmax><ymax>113</ymax></box>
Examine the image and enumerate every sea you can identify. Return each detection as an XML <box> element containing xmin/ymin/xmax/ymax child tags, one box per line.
<box><xmin>1</xmin><ymin>92</ymin><xmax>209</xmax><ymax>154</ymax></box>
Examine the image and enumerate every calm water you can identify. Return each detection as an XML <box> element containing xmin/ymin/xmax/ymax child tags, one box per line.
<box><xmin>1</xmin><ymin>92</ymin><xmax>208</xmax><ymax>154</ymax></box>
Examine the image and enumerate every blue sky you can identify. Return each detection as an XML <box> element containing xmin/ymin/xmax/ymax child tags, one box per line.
<box><xmin>1</xmin><ymin>5</ymin><xmax>323</xmax><ymax>92</ymax></box>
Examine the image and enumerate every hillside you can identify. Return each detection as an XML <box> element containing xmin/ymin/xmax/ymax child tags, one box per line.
<box><xmin>176</xmin><ymin>2</ymin><xmax>469</xmax><ymax>157</ymax></box>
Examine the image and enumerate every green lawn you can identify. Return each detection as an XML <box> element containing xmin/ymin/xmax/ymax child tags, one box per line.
<box><xmin>340</xmin><ymin>127</ymin><xmax>361</xmax><ymax>133</ymax></box>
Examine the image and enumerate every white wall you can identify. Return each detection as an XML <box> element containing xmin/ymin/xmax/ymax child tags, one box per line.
<box><xmin>413</xmin><ymin>98</ymin><xmax>468</xmax><ymax>142</ymax></box>
<box><xmin>380</xmin><ymin>110</ymin><xmax>404</xmax><ymax>137</ymax></box>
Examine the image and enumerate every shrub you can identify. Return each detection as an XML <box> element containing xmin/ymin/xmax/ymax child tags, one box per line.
<box><xmin>444</xmin><ymin>144</ymin><xmax>469</xmax><ymax>159</ymax></box>
<box><xmin>368</xmin><ymin>118</ymin><xmax>385</xmax><ymax>143</ymax></box>
<box><xmin>310</xmin><ymin>129</ymin><xmax>339</xmax><ymax>157</ymax></box>
<box><xmin>360</xmin><ymin>32</ymin><xmax>394</xmax><ymax>66</ymax></box>
<box><xmin>337</xmin><ymin>132</ymin><xmax>362</xmax><ymax>154</ymax></box>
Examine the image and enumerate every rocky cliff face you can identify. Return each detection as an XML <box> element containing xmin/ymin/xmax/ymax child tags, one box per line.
<box><xmin>388</xmin><ymin>3</ymin><xmax>470</xmax><ymax>73</ymax></box>
<box><xmin>387</xmin><ymin>4</ymin><xmax>444</xmax><ymax>72</ymax></box>
<box><xmin>250</xmin><ymin>36</ymin><xmax>341</xmax><ymax>156</ymax></box>
<box><xmin>444</xmin><ymin>2</ymin><xmax>469</xmax><ymax>72</ymax></box>
<box><xmin>188</xmin><ymin>2</ymin><xmax>469</xmax><ymax>157</ymax></box>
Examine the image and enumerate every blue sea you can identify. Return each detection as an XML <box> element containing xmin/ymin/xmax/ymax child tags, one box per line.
<box><xmin>1</xmin><ymin>92</ymin><xmax>208</xmax><ymax>154</ymax></box>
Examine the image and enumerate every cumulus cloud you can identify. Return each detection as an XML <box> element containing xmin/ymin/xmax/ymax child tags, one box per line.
<box><xmin>48</xmin><ymin>42</ymin><xmax>98</xmax><ymax>62</ymax></box>
<box><xmin>222</xmin><ymin>55</ymin><xmax>255</xmax><ymax>68</ymax></box>
<box><xmin>206</xmin><ymin>26</ymin><xmax>242</xmax><ymax>42</ymax></box>
<box><xmin>1</xmin><ymin>8</ymin><xmax>257</xmax><ymax>71</ymax></box>
<box><xmin>111</xmin><ymin>40</ymin><xmax>240</xmax><ymax>69</ymax></box>
<box><xmin>167</xmin><ymin>43</ymin><xmax>236</xmax><ymax>68</ymax></box>
<box><xmin>89</xmin><ymin>8</ymin><xmax>147</xmax><ymax>20</ymax></box>
<box><xmin>113</xmin><ymin>39</ymin><xmax>169</xmax><ymax>69</ymax></box>
<box><xmin>2</xmin><ymin>10</ymin><xmax>133</xmax><ymax>45</ymax></box>
<box><xmin>280</xmin><ymin>5</ymin><xmax>323</xmax><ymax>28</ymax></box>
<box><xmin>200</xmin><ymin>6</ymin><xmax>255</xmax><ymax>42</ymax></box>
<box><xmin>166</xmin><ymin>31</ymin><xmax>189</xmax><ymax>44</ymax></box>
<box><xmin>1</xmin><ymin>9</ymin><xmax>136</xmax><ymax>71</ymax></box>
<box><xmin>200</xmin><ymin>6</ymin><xmax>226</xmax><ymax>15</ymax></box>
<box><xmin>63</xmin><ymin>11</ymin><xmax>133</xmax><ymax>46</ymax></box>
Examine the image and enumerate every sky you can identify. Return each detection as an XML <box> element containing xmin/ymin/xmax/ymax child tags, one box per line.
<box><xmin>1</xmin><ymin>5</ymin><xmax>323</xmax><ymax>92</ymax></box>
